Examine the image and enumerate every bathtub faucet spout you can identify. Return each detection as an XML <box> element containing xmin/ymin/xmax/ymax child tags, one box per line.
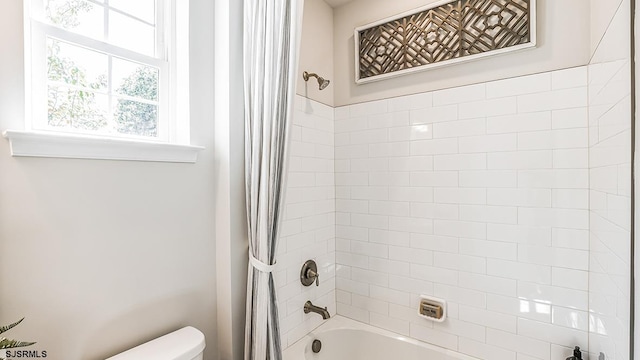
<box><xmin>304</xmin><ymin>301</ymin><xmax>330</xmax><ymax>319</ymax></box>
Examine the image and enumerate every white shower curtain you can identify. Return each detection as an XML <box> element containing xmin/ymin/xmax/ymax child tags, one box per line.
<box><xmin>243</xmin><ymin>0</ymin><xmax>303</xmax><ymax>359</ymax></box>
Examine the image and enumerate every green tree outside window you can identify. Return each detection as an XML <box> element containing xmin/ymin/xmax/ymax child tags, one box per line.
<box><xmin>46</xmin><ymin>0</ymin><xmax>159</xmax><ymax>137</ymax></box>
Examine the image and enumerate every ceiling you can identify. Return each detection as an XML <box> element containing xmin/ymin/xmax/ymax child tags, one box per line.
<box><xmin>323</xmin><ymin>0</ymin><xmax>355</xmax><ymax>8</ymax></box>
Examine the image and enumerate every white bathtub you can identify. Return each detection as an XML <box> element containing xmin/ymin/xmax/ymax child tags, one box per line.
<box><xmin>283</xmin><ymin>316</ymin><xmax>480</xmax><ymax>360</ymax></box>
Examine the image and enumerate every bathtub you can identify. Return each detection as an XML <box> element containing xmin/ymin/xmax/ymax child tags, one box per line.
<box><xmin>283</xmin><ymin>316</ymin><xmax>479</xmax><ymax>360</ymax></box>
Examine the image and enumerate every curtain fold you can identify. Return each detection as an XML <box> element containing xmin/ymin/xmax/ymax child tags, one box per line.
<box><xmin>243</xmin><ymin>0</ymin><xmax>303</xmax><ymax>359</ymax></box>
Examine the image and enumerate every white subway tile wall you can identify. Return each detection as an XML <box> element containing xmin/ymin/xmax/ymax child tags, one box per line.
<box><xmin>334</xmin><ymin>67</ymin><xmax>593</xmax><ymax>360</ymax></box>
<box><xmin>587</xmin><ymin>4</ymin><xmax>632</xmax><ymax>359</ymax></box>
<box><xmin>277</xmin><ymin>96</ymin><xmax>336</xmax><ymax>348</ymax></box>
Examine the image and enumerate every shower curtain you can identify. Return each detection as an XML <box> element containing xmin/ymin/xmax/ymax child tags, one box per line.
<box><xmin>243</xmin><ymin>0</ymin><xmax>303</xmax><ymax>359</ymax></box>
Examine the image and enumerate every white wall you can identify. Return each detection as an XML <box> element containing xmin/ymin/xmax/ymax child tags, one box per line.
<box><xmin>283</xmin><ymin>4</ymin><xmax>635</xmax><ymax>360</ymax></box>
<box><xmin>284</xmin><ymin>2</ymin><xmax>637</xmax><ymax>360</ymax></box>
<box><xmin>213</xmin><ymin>1</ymin><xmax>247</xmax><ymax>360</ymax></box>
<box><xmin>333</xmin><ymin>68</ymin><xmax>593</xmax><ymax>359</ymax></box>
<box><xmin>298</xmin><ymin>0</ymin><xmax>334</xmax><ymax>107</ymax></box>
<box><xmin>588</xmin><ymin>1</ymin><xmax>632</xmax><ymax>359</ymax></box>
<box><xmin>332</xmin><ymin>0</ymin><xmax>591</xmax><ymax>106</ymax></box>
<box><xmin>0</xmin><ymin>1</ymin><xmax>218</xmax><ymax>359</ymax></box>
<box><xmin>276</xmin><ymin>96</ymin><xmax>336</xmax><ymax>348</ymax></box>
<box><xmin>590</xmin><ymin>0</ymin><xmax>626</xmax><ymax>58</ymax></box>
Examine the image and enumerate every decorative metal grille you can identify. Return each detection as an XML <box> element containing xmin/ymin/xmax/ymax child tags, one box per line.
<box><xmin>355</xmin><ymin>0</ymin><xmax>534</xmax><ymax>83</ymax></box>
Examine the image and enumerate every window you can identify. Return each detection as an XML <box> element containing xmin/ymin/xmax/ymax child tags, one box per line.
<box><xmin>4</xmin><ymin>0</ymin><xmax>201</xmax><ymax>162</ymax></box>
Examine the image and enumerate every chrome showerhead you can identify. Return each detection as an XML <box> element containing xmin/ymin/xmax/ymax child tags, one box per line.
<box><xmin>303</xmin><ymin>71</ymin><xmax>331</xmax><ymax>91</ymax></box>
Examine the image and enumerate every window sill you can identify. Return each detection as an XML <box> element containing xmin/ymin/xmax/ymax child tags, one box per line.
<box><xmin>2</xmin><ymin>130</ymin><xmax>204</xmax><ymax>163</ymax></box>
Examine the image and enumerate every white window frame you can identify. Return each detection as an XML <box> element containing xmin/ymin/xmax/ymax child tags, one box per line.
<box><xmin>3</xmin><ymin>0</ymin><xmax>202</xmax><ymax>163</ymax></box>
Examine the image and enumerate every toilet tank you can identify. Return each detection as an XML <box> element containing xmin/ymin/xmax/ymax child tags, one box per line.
<box><xmin>106</xmin><ymin>327</ymin><xmax>206</xmax><ymax>360</ymax></box>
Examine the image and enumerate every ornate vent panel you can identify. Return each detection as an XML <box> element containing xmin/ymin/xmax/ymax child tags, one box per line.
<box><xmin>355</xmin><ymin>0</ymin><xmax>535</xmax><ymax>83</ymax></box>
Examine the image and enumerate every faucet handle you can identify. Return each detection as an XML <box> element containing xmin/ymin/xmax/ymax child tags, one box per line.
<box><xmin>307</xmin><ymin>268</ymin><xmax>319</xmax><ymax>286</ymax></box>
<box><xmin>566</xmin><ymin>346</ymin><xmax>582</xmax><ymax>360</ymax></box>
